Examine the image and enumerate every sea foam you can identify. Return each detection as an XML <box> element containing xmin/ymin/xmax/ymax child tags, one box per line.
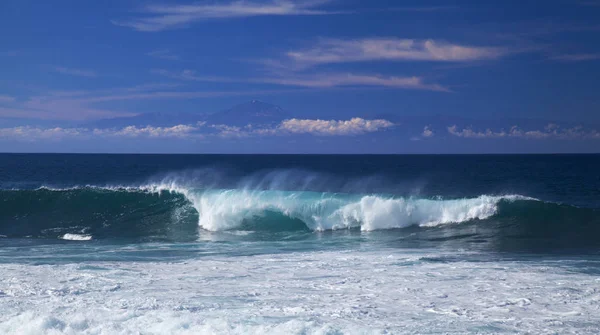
<box><xmin>146</xmin><ymin>185</ymin><xmax>533</xmax><ymax>231</ymax></box>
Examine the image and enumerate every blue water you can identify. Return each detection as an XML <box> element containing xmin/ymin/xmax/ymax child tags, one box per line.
<box><xmin>1</xmin><ymin>154</ymin><xmax>599</xmax><ymax>334</ymax></box>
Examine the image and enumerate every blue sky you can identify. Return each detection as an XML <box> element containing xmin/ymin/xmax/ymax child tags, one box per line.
<box><xmin>1</xmin><ymin>0</ymin><xmax>600</xmax><ymax>153</ymax></box>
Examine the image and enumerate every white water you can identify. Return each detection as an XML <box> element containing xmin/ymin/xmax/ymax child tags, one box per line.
<box><xmin>142</xmin><ymin>184</ymin><xmax>533</xmax><ymax>231</ymax></box>
<box><xmin>1</xmin><ymin>249</ymin><xmax>598</xmax><ymax>334</ymax></box>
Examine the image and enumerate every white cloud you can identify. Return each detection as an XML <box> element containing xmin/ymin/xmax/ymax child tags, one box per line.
<box><xmin>0</xmin><ymin>124</ymin><xmax>204</xmax><ymax>141</ymax></box>
<box><xmin>0</xmin><ymin>118</ymin><xmax>393</xmax><ymax>141</ymax></box>
<box><xmin>98</xmin><ymin>124</ymin><xmax>202</xmax><ymax>138</ymax></box>
<box><xmin>0</xmin><ymin>126</ymin><xmax>84</xmax><ymax>141</ymax></box>
<box><xmin>258</xmin><ymin>73</ymin><xmax>448</xmax><ymax>91</ymax></box>
<box><xmin>0</xmin><ymin>95</ymin><xmax>16</xmax><ymax>103</ymax></box>
<box><xmin>447</xmin><ymin>125</ymin><xmax>600</xmax><ymax>140</ymax></box>
<box><xmin>284</xmin><ymin>38</ymin><xmax>509</xmax><ymax>67</ymax></box>
<box><xmin>270</xmin><ymin>118</ymin><xmax>395</xmax><ymax>136</ymax></box>
<box><xmin>447</xmin><ymin>125</ymin><xmax>506</xmax><ymax>138</ymax></box>
<box><xmin>113</xmin><ymin>0</ymin><xmax>339</xmax><ymax>32</ymax></box>
<box><xmin>212</xmin><ymin>118</ymin><xmax>395</xmax><ymax>137</ymax></box>
<box><xmin>52</xmin><ymin>66</ymin><xmax>98</xmax><ymax>78</ymax></box>
<box><xmin>211</xmin><ymin>124</ymin><xmax>251</xmax><ymax>138</ymax></box>
<box><xmin>422</xmin><ymin>126</ymin><xmax>434</xmax><ymax>138</ymax></box>
<box><xmin>147</xmin><ymin>49</ymin><xmax>180</xmax><ymax>61</ymax></box>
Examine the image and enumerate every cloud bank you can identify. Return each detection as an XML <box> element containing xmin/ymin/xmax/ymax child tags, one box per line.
<box><xmin>448</xmin><ymin>124</ymin><xmax>600</xmax><ymax>140</ymax></box>
<box><xmin>273</xmin><ymin>118</ymin><xmax>394</xmax><ymax>135</ymax></box>
<box><xmin>0</xmin><ymin>118</ymin><xmax>394</xmax><ymax>141</ymax></box>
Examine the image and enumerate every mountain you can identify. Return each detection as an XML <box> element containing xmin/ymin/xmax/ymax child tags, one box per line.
<box><xmin>204</xmin><ymin>100</ymin><xmax>288</xmax><ymax>126</ymax></box>
<box><xmin>84</xmin><ymin>100</ymin><xmax>289</xmax><ymax>129</ymax></box>
<box><xmin>86</xmin><ymin>111</ymin><xmax>207</xmax><ymax>129</ymax></box>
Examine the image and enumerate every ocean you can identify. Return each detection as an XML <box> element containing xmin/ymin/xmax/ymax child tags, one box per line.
<box><xmin>1</xmin><ymin>154</ymin><xmax>599</xmax><ymax>334</ymax></box>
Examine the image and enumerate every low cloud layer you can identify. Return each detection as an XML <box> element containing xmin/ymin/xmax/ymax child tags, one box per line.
<box><xmin>0</xmin><ymin>118</ymin><xmax>394</xmax><ymax>141</ymax></box>
<box><xmin>0</xmin><ymin>124</ymin><xmax>204</xmax><ymax>141</ymax></box>
<box><xmin>285</xmin><ymin>38</ymin><xmax>509</xmax><ymax>68</ymax></box>
<box><xmin>94</xmin><ymin>124</ymin><xmax>202</xmax><ymax>138</ymax></box>
<box><xmin>275</xmin><ymin>118</ymin><xmax>394</xmax><ymax>135</ymax></box>
<box><xmin>448</xmin><ymin>124</ymin><xmax>600</xmax><ymax>139</ymax></box>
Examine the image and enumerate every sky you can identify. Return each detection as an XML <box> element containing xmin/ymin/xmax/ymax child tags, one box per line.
<box><xmin>1</xmin><ymin>0</ymin><xmax>600</xmax><ymax>153</ymax></box>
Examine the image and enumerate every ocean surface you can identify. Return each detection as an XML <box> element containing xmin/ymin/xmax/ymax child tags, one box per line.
<box><xmin>1</xmin><ymin>154</ymin><xmax>599</xmax><ymax>334</ymax></box>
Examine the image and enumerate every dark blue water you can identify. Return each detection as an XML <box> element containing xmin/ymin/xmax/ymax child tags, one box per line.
<box><xmin>1</xmin><ymin>154</ymin><xmax>599</xmax><ymax>261</ymax></box>
<box><xmin>2</xmin><ymin>154</ymin><xmax>599</xmax><ymax>205</ymax></box>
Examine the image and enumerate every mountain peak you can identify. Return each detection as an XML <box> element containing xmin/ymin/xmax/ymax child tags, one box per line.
<box><xmin>85</xmin><ymin>101</ymin><xmax>290</xmax><ymax>129</ymax></box>
<box><xmin>204</xmin><ymin>101</ymin><xmax>288</xmax><ymax>126</ymax></box>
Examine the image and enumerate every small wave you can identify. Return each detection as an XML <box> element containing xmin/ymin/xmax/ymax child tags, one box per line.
<box><xmin>61</xmin><ymin>234</ymin><xmax>92</xmax><ymax>241</ymax></box>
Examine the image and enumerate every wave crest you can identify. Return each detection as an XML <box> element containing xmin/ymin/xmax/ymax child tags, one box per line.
<box><xmin>170</xmin><ymin>188</ymin><xmax>532</xmax><ymax>231</ymax></box>
<box><xmin>0</xmin><ymin>182</ymin><xmax>540</xmax><ymax>238</ymax></box>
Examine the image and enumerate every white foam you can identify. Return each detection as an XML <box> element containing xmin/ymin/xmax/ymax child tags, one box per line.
<box><xmin>61</xmin><ymin>234</ymin><xmax>92</xmax><ymax>241</ymax></box>
<box><xmin>177</xmin><ymin>189</ymin><xmax>533</xmax><ymax>232</ymax></box>
<box><xmin>329</xmin><ymin>195</ymin><xmax>503</xmax><ymax>231</ymax></box>
<box><xmin>0</xmin><ymin>249</ymin><xmax>597</xmax><ymax>334</ymax></box>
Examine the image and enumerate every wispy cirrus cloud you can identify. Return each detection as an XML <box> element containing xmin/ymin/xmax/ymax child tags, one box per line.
<box><xmin>147</xmin><ymin>49</ymin><xmax>180</xmax><ymax>61</ymax></box>
<box><xmin>0</xmin><ymin>83</ymin><xmax>303</xmax><ymax>121</ymax></box>
<box><xmin>282</xmin><ymin>38</ymin><xmax>511</xmax><ymax>68</ymax></box>
<box><xmin>549</xmin><ymin>53</ymin><xmax>600</xmax><ymax>62</ymax></box>
<box><xmin>152</xmin><ymin>69</ymin><xmax>448</xmax><ymax>91</ymax></box>
<box><xmin>112</xmin><ymin>0</ymin><xmax>340</xmax><ymax>32</ymax></box>
<box><xmin>383</xmin><ymin>6</ymin><xmax>457</xmax><ymax>12</ymax></box>
<box><xmin>252</xmin><ymin>73</ymin><xmax>448</xmax><ymax>91</ymax></box>
<box><xmin>577</xmin><ymin>0</ymin><xmax>600</xmax><ymax>6</ymax></box>
<box><xmin>52</xmin><ymin>66</ymin><xmax>98</xmax><ymax>78</ymax></box>
<box><xmin>0</xmin><ymin>95</ymin><xmax>16</xmax><ymax>103</ymax></box>
<box><xmin>448</xmin><ymin>124</ymin><xmax>600</xmax><ymax>139</ymax></box>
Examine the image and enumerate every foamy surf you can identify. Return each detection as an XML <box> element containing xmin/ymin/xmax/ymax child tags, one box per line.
<box><xmin>177</xmin><ymin>188</ymin><xmax>535</xmax><ymax>231</ymax></box>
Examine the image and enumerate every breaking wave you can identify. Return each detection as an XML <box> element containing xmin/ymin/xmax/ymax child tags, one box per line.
<box><xmin>0</xmin><ymin>181</ymin><xmax>581</xmax><ymax>239</ymax></box>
